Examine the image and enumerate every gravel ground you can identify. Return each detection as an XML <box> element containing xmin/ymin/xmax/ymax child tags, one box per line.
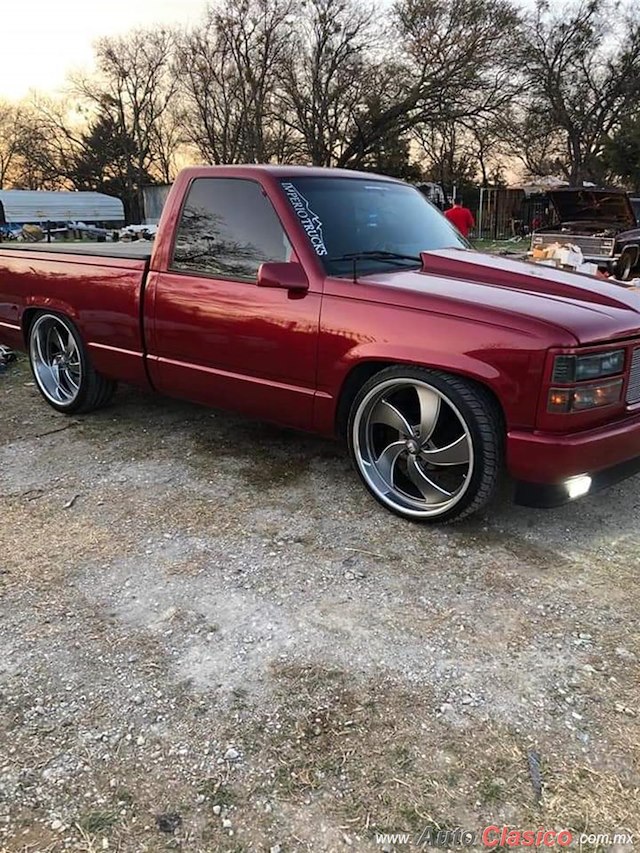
<box><xmin>0</xmin><ymin>356</ymin><xmax>639</xmax><ymax>852</ymax></box>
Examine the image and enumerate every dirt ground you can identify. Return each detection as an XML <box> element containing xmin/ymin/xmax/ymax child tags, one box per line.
<box><xmin>0</xmin><ymin>356</ymin><xmax>638</xmax><ymax>853</ymax></box>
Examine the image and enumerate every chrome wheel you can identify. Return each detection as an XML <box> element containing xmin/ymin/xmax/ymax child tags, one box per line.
<box><xmin>30</xmin><ymin>314</ymin><xmax>82</xmax><ymax>406</ymax></box>
<box><xmin>353</xmin><ymin>378</ymin><xmax>474</xmax><ymax>518</ymax></box>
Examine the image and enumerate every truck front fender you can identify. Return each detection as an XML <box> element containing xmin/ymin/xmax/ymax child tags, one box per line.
<box><xmin>340</xmin><ymin>342</ymin><xmax>503</xmax><ymax>384</ymax></box>
<box><xmin>315</xmin><ymin>342</ymin><xmax>538</xmax><ymax>438</ymax></box>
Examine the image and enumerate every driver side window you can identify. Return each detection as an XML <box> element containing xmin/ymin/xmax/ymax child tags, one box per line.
<box><xmin>172</xmin><ymin>178</ymin><xmax>292</xmax><ymax>281</ymax></box>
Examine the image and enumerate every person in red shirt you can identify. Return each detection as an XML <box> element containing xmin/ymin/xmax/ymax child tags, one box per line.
<box><xmin>444</xmin><ymin>199</ymin><xmax>475</xmax><ymax>238</ymax></box>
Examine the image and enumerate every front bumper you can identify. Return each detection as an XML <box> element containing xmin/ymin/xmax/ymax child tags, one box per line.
<box><xmin>514</xmin><ymin>456</ymin><xmax>640</xmax><ymax>507</ymax></box>
<box><xmin>508</xmin><ymin>411</ymin><xmax>640</xmax><ymax>507</ymax></box>
<box><xmin>582</xmin><ymin>254</ymin><xmax>618</xmax><ymax>270</ymax></box>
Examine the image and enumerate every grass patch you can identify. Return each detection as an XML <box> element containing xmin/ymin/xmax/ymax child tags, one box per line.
<box><xmin>478</xmin><ymin>776</ymin><xmax>506</xmax><ymax>803</ymax></box>
<box><xmin>393</xmin><ymin>744</ymin><xmax>416</xmax><ymax>772</ymax></box>
<box><xmin>197</xmin><ymin>777</ymin><xmax>236</xmax><ymax>807</ymax></box>
<box><xmin>471</xmin><ymin>238</ymin><xmax>526</xmax><ymax>253</ymax></box>
<box><xmin>113</xmin><ymin>788</ymin><xmax>135</xmax><ymax>805</ymax></box>
<box><xmin>76</xmin><ymin>809</ymin><xmax>119</xmax><ymax>834</ymax></box>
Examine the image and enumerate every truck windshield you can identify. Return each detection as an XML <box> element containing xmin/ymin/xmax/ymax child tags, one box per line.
<box><xmin>280</xmin><ymin>177</ymin><xmax>466</xmax><ymax>276</ymax></box>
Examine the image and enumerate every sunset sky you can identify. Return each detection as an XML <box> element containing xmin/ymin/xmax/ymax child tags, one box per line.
<box><xmin>1</xmin><ymin>0</ymin><xmax>206</xmax><ymax>100</ymax></box>
<box><xmin>3</xmin><ymin>0</ymin><xmax>535</xmax><ymax>103</ymax></box>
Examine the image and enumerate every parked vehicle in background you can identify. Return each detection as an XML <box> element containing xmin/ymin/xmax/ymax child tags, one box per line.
<box><xmin>3</xmin><ymin>166</ymin><xmax>640</xmax><ymax>523</ymax></box>
<box><xmin>530</xmin><ymin>187</ymin><xmax>640</xmax><ymax>280</ymax></box>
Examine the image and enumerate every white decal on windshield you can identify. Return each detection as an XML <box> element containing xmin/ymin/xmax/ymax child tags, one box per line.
<box><xmin>281</xmin><ymin>182</ymin><xmax>328</xmax><ymax>256</ymax></box>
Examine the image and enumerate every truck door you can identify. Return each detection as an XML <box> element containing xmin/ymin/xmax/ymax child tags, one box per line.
<box><xmin>146</xmin><ymin>177</ymin><xmax>321</xmax><ymax>431</ymax></box>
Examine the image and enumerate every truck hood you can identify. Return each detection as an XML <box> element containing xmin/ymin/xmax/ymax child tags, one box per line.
<box><xmin>363</xmin><ymin>248</ymin><xmax>640</xmax><ymax>346</ymax></box>
<box><xmin>548</xmin><ymin>188</ymin><xmax>636</xmax><ymax>229</ymax></box>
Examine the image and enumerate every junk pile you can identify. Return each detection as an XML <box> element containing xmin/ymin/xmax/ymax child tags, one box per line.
<box><xmin>530</xmin><ymin>242</ymin><xmax>640</xmax><ymax>287</ymax></box>
<box><xmin>119</xmin><ymin>224</ymin><xmax>158</xmax><ymax>242</ymax></box>
<box><xmin>21</xmin><ymin>224</ymin><xmax>46</xmax><ymax>242</ymax></box>
<box><xmin>531</xmin><ymin>243</ymin><xmax>599</xmax><ymax>276</ymax></box>
<box><xmin>1</xmin><ymin>223</ymin><xmax>158</xmax><ymax>244</ymax></box>
<box><xmin>0</xmin><ymin>345</ymin><xmax>17</xmax><ymax>374</ymax></box>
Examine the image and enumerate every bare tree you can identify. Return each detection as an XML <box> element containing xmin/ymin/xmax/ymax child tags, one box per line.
<box><xmin>73</xmin><ymin>28</ymin><xmax>180</xmax><ymax>219</ymax></box>
<box><xmin>179</xmin><ymin>18</ymin><xmax>246</xmax><ymax>165</ymax></box>
<box><xmin>0</xmin><ymin>102</ymin><xmax>23</xmax><ymax>188</ymax></box>
<box><xmin>412</xmin><ymin>114</ymin><xmax>511</xmax><ymax>204</ymax></box>
<box><xmin>179</xmin><ymin>0</ymin><xmax>296</xmax><ymax>165</ymax></box>
<box><xmin>604</xmin><ymin>109</ymin><xmax>640</xmax><ymax>191</ymax></box>
<box><xmin>218</xmin><ymin>0</ymin><xmax>296</xmax><ymax>162</ymax></box>
<box><xmin>0</xmin><ymin>0</ymin><xmax>522</xmax><ymax>194</ymax></box>
<box><xmin>150</xmin><ymin>104</ymin><xmax>185</xmax><ymax>185</ymax></box>
<box><xmin>279</xmin><ymin>0</ymin><xmax>375</xmax><ymax>166</ymax></box>
<box><xmin>333</xmin><ymin>0</ymin><xmax>521</xmax><ymax>167</ymax></box>
<box><xmin>0</xmin><ymin>97</ymin><xmax>79</xmax><ymax>190</ymax></box>
<box><xmin>514</xmin><ymin>0</ymin><xmax>640</xmax><ymax>184</ymax></box>
<box><xmin>412</xmin><ymin>121</ymin><xmax>478</xmax><ymax>197</ymax></box>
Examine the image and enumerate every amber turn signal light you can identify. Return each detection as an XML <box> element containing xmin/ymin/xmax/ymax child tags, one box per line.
<box><xmin>548</xmin><ymin>379</ymin><xmax>623</xmax><ymax>413</ymax></box>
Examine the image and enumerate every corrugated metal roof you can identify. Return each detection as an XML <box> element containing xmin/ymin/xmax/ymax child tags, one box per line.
<box><xmin>0</xmin><ymin>190</ymin><xmax>124</xmax><ymax>224</ymax></box>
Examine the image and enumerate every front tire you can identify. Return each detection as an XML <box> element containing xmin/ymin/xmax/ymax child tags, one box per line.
<box><xmin>615</xmin><ymin>249</ymin><xmax>636</xmax><ymax>282</ymax></box>
<box><xmin>28</xmin><ymin>311</ymin><xmax>116</xmax><ymax>414</ymax></box>
<box><xmin>347</xmin><ymin>367</ymin><xmax>503</xmax><ymax>523</ymax></box>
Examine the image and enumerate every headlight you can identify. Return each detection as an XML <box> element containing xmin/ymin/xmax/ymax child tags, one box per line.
<box><xmin>548</xmin><ymin>378</ymin><xmax>623</xmax><ymax>413</ymax></box>
<box><xmin>552</xmin><ymin>350</ymin><xmax>625</xmax><ymax>383</ymax></box>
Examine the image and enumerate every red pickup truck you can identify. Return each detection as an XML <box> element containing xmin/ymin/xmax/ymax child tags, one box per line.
<box><xmin>2</xmin><ymin>165</ymin><xmax>640</xmax><ymax>523</ymax></box>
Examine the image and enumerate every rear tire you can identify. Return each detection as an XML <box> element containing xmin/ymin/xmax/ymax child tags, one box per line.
<box><xmin>347</xmin><ymin>366</ymin><xmax>503</xmax><ymax>523</ymax></box>
<box><xmin>28</xmin><ymin>311</ymin><xmax>116</xmax><ymax>414</ymax></box>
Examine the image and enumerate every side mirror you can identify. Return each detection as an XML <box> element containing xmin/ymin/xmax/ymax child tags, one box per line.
<box><xmin>257</xmin><ymin>261</ymin><xmax>309</xmax><ymax>292</ymax></box>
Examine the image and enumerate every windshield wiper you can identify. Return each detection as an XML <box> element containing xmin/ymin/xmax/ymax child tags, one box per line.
<box><xmin>327</xmin><ymin>250</ymin><xmax>422</xmax><ymax>281</ymax></box>
<box><xmin>329</xmin><ymin>250</ymin><xmax>421</xmax><ymax>264</ymax></box>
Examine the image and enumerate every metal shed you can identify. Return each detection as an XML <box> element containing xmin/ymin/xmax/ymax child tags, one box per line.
<box><xmin>0</xmin><ymin>190</ymin><xmax>125</xmax><ymax>225</ymax></box>
<box><xmin>142</xmin><ymin>184</ymin><xmax>172</xmax><ymax>225</ymax></box>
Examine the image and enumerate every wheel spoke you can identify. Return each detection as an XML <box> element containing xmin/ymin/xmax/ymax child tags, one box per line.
<box><xmin>421</xmin><ymin>435</ymin><xmax>470</xmax><ymax>466</ymax></box>
<box><xmin>49</xmin><ymin>361</ymin><xmax>65</xmax><ymax>400</ymax></box>
<box><xmin>370</xmin><ymin>399</ymin><xmax>413</xmax><ymax>436</ymax></box>
<box><xmin>374</xmin><ymin>440</ymin><xmax>406</xmax><ymax>486</ymax></box>
<box><xmin>35</xmin><ymin>329</ymin><xmax>47</xmax><ymax>366</ymax></box>
<box><xmin>52</xmin><ymin>327</ymin><xmax>66</xmax><ymax>354</ymax></box>
<box><xmin>405</xmin><ymin>456</ymin><xmax>452</xmax><ymax>503</ymax></box>
<box><xmin>63</xmin><ymin>368</ymin><xmax>80</xmax><ymax>392</ymax></box>
<box><xmin>64</xmin><ymin>331</ymin><xmax>76</xmax><ymax>358</ymax></box>
<box><xmin>416</xmin><ymin>387</ymin><xmax>441</xmax><ymax>444</ymax></box>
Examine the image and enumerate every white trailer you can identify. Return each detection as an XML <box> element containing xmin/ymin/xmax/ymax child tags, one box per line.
<box><xmin>0</xmin><ymin>190</ymin><xmax>124</xmax><ymax>227</ymax></box>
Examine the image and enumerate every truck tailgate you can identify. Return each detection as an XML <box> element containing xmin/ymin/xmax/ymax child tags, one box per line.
<box><xmin>0</xmin><ymin>248</ymin><xmax>150</xmax><ymax>388</ymax></box>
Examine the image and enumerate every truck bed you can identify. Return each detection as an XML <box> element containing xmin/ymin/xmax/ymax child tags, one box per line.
<box><xmin>0</xmin><ymin>241</ymin><xmax>150</xmax><ymax>389</ymax></box>
<box><xmin>0</xmin><ymin>241</ymin><xmax>153</xmax><ymax>260</ymax></box>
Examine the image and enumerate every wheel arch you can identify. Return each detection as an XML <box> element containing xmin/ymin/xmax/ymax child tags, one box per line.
<box><xmin>21</xmin><ymin>306</ymin><xmax>39</xmax><ymax>346</ymax></box>
<box><xmin>22</xmin><ymin>303</ymin><xmax>81</xmax><ymax>348</ymax></box>
<box><xmin>335</xmin><ymin>359</ymin><xmax>506</xmax><ymax>439</ymax></box>
<box><xmin>620</xmin><ymin>244</ymin><xmax>640</xmax><ymax>269</ymax></box>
